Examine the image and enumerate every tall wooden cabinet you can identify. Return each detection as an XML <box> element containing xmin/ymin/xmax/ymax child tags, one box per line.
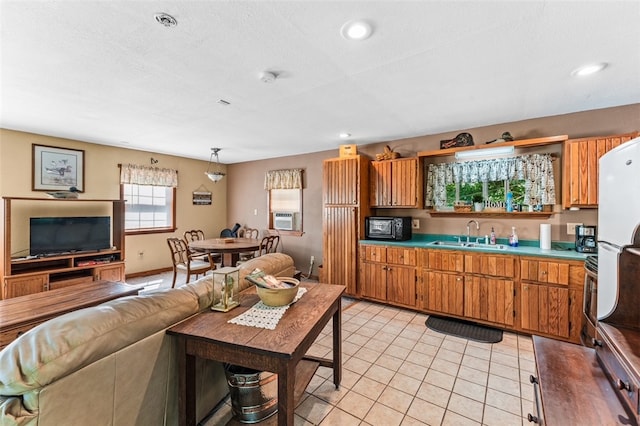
<box><xmin>1</xmin><ymin>197</ymin><xmax>126</xmax><ymax>300</ymax></box>
<box><xmin>562</xmin><ymin>131</ymin><xmax>639</xmax><ymax>208</ymax></box>
<box><xmin>322</xmin><ymin>156</ymin><xmax>370</xmax><ymax>296</ymax></box>
<box><xmin>369</xmin><ymin>157</ymin><xmax>421</xmax><ymax>208</ymax></box>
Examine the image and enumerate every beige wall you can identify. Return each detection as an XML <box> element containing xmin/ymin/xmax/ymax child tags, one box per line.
<box><xmin>2</xmin><ymin>103</ymin><xmax>639</xmax><ymax>276</ymax></box>
<box><xmin>228</xmin><ymin>104</ymin><xmax>640</xmax><ymax>273</ymax></box>
<box><xmin>0</xmin><ymin>129</ymin><xmax>227</xmax><ymax>274</ymax></box>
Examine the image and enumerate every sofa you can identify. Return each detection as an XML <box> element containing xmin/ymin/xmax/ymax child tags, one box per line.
<box><xmin>0</xmin><ymin>253</ymin><xmax>295</xmax><ymax>426</ymax></box>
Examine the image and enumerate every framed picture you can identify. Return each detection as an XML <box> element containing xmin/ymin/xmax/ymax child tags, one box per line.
<box><xmin>32</xmin><ymin>144</ymin><xmax>85</xmax><ymax>192</ymax></box>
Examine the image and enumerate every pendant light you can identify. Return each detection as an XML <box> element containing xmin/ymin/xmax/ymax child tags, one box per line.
<box><xmin>205</xmin><ymin>148</ymin><xmax>225</xmax><ymax>183</ymax></box>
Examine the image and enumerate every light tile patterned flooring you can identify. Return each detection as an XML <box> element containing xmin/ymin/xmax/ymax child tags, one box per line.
<box><xmin>201</xmin><ymin>299</ymin><xmax>537</xmax><ymax>426</ymax></box>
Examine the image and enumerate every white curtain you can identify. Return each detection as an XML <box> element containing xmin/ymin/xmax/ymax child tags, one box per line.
<box><xmin>264</xmin><ymin>169</ymin><xmax>303</xmax><ymax>190</ymax></box>
<box><xmin>425</xmin><ymin>154</ymin><xmax>556</xmax><ymax>208</ymax></box>
<box><xmin>119</xmin><ymin>164</ymin><xmax>178</xmax><ymax>187</ymax></box>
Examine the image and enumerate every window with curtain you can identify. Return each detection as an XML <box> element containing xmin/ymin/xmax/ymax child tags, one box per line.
<box><xmin>264</xmin><ymin>169</ymin><xmax>303</xmax><ymax>233</ymax></box>
<box><xmin>120</xmin><ymin>164</ymin><xmax>178</xmax><ymax>233</ymax></box>
<box><xmin>425</xmin><ymin>154</ymin><xmax>556</xmax><ymax>209</ymax></box>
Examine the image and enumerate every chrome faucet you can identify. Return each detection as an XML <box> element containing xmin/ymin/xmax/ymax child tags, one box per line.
<box><xmin>466</xmin><ymin>220</ymin><xmax>480</xmax><ymax>243</ymax></box>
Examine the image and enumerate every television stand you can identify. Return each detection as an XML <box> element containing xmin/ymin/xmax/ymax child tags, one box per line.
<box><xmin>1</xmin><ymin>197</ymin><xmax>126</xmax><ymax>300</ymax></box>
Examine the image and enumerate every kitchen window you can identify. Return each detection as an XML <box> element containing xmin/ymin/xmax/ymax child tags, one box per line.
<box><xmin>425</xmin><ymin>154</ymin><xmax>556</xmax><ymax>209</ymax></box>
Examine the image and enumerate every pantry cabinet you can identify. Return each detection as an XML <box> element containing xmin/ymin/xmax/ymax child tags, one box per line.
<box><xmin>360</xmin><ymin>244</ymin><xmax>416</xmax><ymax>307</ymax></box>
<box><xmin>519</xmin><ymin>257</ymin><xmax>585</xmax><ymax>343</ymax></box>
<box><xmin>370</xmin><ymin>157</ymin><xmax>421</xmax><ymax>208</ymax></box>
<box><xmin>562</xmin><ymin>131</ymin><xmax>639</xmax><ymax>208</ymax></box>
<box><xmin>322</xmin><ymin>156</ymin><xmax>370</xmax><ymax>296</ymax></box>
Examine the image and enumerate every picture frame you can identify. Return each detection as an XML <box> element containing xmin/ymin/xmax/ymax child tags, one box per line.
<box><xmin>32</xmin><ymin>144</ymin><xmax>85</xmax><ymax>192</ymax></box>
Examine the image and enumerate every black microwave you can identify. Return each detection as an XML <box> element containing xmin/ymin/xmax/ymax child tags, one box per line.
<box><xmin>365</xmin><ymin>216</ymin><xmax>412</xmax><ymax>241</ymax></box>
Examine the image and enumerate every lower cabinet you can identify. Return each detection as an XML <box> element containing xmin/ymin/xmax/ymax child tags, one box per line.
<box><xmin>419</xmin><ymin>270</ymin><xmax>464</xmax><ymax>316</ymax></box>
<box><xmin>464</xmin><ymin>276</ymin><xmax>515</xmax><ymax>327</ymax></box>
<box><xmin>95</xmin><ymin>264</ymin><xmax>125</xmax><ymax>282</ymax></box>
<box><xmin>519</xmin><ymin>257</ymin><xmax>584</xmax><ymax>343</ymax></box>
<box><xmin>3</xmin><ymin>274</ymin><xmax>48</xmax><ymax>299</ymax></box>
<box><xmin>360</xmin><ymin>244</ymin><xmax>417</xmax><ymax>308</ymax></box>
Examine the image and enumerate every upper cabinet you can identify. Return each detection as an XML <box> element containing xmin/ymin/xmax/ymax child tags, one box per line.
<box><xmin>562</xmin><ymin>132</ymin><xmax>639</xmax><ymax>209</ymax></box>
<box><xmin>370</xmin><ymin>157</ymin><xmax>422</xmax><ymax>208</ymax></box>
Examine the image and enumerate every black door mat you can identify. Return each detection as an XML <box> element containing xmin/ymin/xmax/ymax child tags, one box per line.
<box><xmin>426</xmin><ymin>315</ymin><xmax>503</xmax><ymax>344</ymax></box>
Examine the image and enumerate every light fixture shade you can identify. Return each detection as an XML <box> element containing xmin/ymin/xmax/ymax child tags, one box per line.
<box><xmin>455</xmin><ymin>146</ymin><xmax>514</xmax><ymax>160</ymax></box>
<box><xmin>205</xmin><ymin>147</ymin><xmax>225</xmax><ymax>183</ymax></box>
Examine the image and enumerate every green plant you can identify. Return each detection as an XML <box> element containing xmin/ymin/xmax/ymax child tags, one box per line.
<box><xmin>472</xmin><ymin>194</ymin><xmax>484</xmax><ymax>203</ymax></box>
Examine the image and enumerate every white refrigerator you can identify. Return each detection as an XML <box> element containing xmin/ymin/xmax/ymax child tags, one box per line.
<box><xmin>597</xmin><ymin>136</ymin><xmax>640</xmax><ymax>319</ymax></box>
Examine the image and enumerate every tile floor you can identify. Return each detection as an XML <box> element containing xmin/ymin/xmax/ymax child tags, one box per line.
<box><xmin>126</xmin><ymin>272</ymin><xmax>537</xmax><ymax>426</ymax></box>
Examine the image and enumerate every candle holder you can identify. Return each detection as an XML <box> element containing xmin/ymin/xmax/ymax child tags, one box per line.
<box><xmin>211</xmin><ymin>266</ymin><xmax>240</xmax><ymax>312</ymax></box>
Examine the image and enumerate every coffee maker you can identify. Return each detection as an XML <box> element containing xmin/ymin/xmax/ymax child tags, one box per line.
<box><xmin>575</xmin><ymin>225</ymin><xmax>597</xmax><ymax>253</ymax></box>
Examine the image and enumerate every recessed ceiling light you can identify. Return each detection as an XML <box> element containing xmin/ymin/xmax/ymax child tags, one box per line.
<box><xmin>339</xmin><ymin>133</ymin><xmax>351</xmax><ymax>139</ymax></box>
<box><xmin>572</xmin><ymin>62</ymin><xmax>608</xmax><ymax>77</ymax></box>
<box><xmin>340</xmin><ymin>20</ymin><xmax>373</xmax><ymax>41</ymax></box>
<box><xmin>260</xmin><ymin>71</ymin><xmax>277</xmax><ymax>83</ymax></box>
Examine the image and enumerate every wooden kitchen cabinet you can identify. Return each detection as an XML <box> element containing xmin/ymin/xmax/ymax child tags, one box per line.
<box><xmin>323</xmin><ymin>156</ymin><xmax>370</xmax><ymax>296</ymax></box>
<box><xmin>562</xmin><ymin>131</ymin><xmax>638</xmax><ymax>208</ymax></box>
<box><xmin>463</xmin><ymin>253</ymin><xmax>516</xmax><ymax>327</ymax></box>
<box><xmin>519</xmin><ymin>257</ymin><xmax>584</xmax><ymax>343</ymax></box>
<box><xmin>360</xmin><ymin>244</ymin><xmax>416</xmax><ymax>307</ymax></box>
<box><xmin>370</xmin><ymin>157</ymin><xmax>421</xmax><ymax>208</ymax></box>
<box><xmin>417</xmin><ymin>249</ymin><xmax>465</xmax><ymax>315</ymax></box>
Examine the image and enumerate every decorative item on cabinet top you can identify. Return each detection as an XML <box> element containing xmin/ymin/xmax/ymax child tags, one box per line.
<box><xmin>375</xmin><ymin>145</ymin><xmax>400</xmax><ymax>161</ymax></box>
<box><xmin>440</xmin><ymin>132</ymin><xmax>474</xmax><ymax>149</ymax></box>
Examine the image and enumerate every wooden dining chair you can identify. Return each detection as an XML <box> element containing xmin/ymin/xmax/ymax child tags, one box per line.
<box><xmin>237</xmin><ymin>227</ymin><xmax>260</xmax><ymax>264</ymax></box>
<box><xmin>257</xmin><ymin>235</ymin><xmax>280</xmax><ymax>256</ymax></box>
<box><xmin>183</xmin><ymin>229</ymin><xmax>221</xmax><ymax>265</ymax></box>
<box><xmin>167</xmin><ymin>237</ymin><xmax>215</xmax><ymax>288</ymax></box>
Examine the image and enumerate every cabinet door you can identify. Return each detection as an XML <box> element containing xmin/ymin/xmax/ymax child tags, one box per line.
<box><xmin>323</xmin><ymin>206</ymin><xmax>358</xmax><ymax>295</ymax></box>
<box><xmin>95</xmin><ymin>264</ymin><xmax>124</xmax><ymax>282</ymax></box>
<box><xmin>360</xmin><ymin>262</ymin><xmax>387</xmax><ymax>301</ymax></box>
<box><xmin>370</xmin><ymin>160</ymin><xmax>392</xmax><ymax>207</ymax></box>
<box><xmin>3</xmin><ymin>274</ymin><xmax>48</xmax><ymax>299</ymax></box>
<box><xmin>464</xmin><ymin>276</ymin><xmax>515</xmax><ymax>326</ymax></box>
<box><xmin>387</xmin><ymin>265</ymin><xmax>416</xmax><ymax>307</ymax></box>
<box><xmin>423</xmin><ymin>270</ymin><xmax>464</xmax><ymax>316</ymax></box>
<box><xmin>520</xmin><ymin>283</ymin><xmax>570</xmax><ymax>339</ymax></box>
<box><xmin>323</xmin><ymin>157</ymin><xmax>360</xmax><ymax>205</ymax></box>
<box><xmin>391</xmin><ymin>158</ymin><xmax>418</xmax><ymax>207</ymax></box>
<box><xmin>563</xmin><ymin>132</ymin><xmax>638</xmax><ymax>208</ymax></box>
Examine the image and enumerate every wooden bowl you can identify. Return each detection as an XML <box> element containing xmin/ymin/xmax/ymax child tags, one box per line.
<box><xmin>256</xmin><ymin>278</ymin><xmax>300</xmax><ymax>307</ymax></box>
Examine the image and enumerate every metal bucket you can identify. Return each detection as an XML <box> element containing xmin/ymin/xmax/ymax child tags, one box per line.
<box><xmin>224</xmin><ymin>365</ymin><xmax>278</xmax><ymax>423</ymax></box>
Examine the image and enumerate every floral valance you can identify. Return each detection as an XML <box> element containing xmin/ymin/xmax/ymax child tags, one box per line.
<box><xmin>119</xmin><ymin>164</ymin><xmax>178</xmax><ymax>187</ymax></box>
<box><xmin>425</xmin><ymin>154</ymin><xmax>556</xmax><ymax>208</ymax></box>
<box><xmin>264</xmin><ymin>169</ymin><xmax>303</xmax><ymax>190</ymax></box>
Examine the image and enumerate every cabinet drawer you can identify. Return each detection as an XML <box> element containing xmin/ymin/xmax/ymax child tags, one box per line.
<box><xmin>0</xmin><ymin>321</ymin><xmax>43</xmax><ymax>348</ymax></box>
<box><xmin>418</xmin><ymin>249</ymin><xmax>464</xmax><ymax>272</ymax></box>
<box><xmin>521</xmin><ymin>258</ymin><xmax>570</xmax><ymax>285</ymax></box>
<box><xmin>362</xmin><ymin>245</ymin><xmax>386</xmax><ymax>263</ymax></box>
<box><xmin>464</xmin><ymin>253</ymin><xmax>516</xmax><ymax>278</ymax></box>
<box><xmin>387</xmin><ymin>247</ymin><xmax>416</xmax><ymax>266</ymax></box>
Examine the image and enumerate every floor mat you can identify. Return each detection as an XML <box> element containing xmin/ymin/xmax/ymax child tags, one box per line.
<box><xmin>426</xmin><ymin>315</ymin><xmax>503</xmax><ymax>344</ymax></box>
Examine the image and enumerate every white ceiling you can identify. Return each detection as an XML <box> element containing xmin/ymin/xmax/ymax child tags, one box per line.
<box><xmin>1</xmin><ymin>1</ymin><xmax>639</xmax><ymax>164</ymax></box>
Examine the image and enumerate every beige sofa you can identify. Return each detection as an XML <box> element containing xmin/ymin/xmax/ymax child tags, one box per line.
<box><xmin>0</xmin><ymin>253</ymin><xmax>295</xmax><ymax>426</ymax></box>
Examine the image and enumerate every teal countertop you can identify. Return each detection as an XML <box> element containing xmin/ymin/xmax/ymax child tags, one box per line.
<box><xmin>360</xmin><ymin>234</ymin><xmax>589</xmax><ymax>261</ymax></box>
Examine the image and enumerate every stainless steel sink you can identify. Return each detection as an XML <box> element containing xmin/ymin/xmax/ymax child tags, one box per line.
<box><xmin>428</xmin><ymin>241</ymin><xmax>508</xmax><ymax>250</ymax></box>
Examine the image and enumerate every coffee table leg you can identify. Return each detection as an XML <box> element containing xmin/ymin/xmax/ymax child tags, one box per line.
<box><xmin>176</xmin><ymin>339</ymin><xmax>197</xmax><ymax>426</ymax></box>
<box><xmin>332</xmin><ymin>302</ymin><xmax>342</xmax><ymax>389</ymax></box>
<box><xmin>277</xmin><ymin>363</ymin><xmax>296</xmax><ymax>426</ymax></box>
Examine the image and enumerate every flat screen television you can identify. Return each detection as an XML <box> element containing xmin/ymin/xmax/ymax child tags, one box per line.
<box><xmin>30</xmin><ymin>216</ymin><xmax>111</xmax><ymax>256</ymax></box>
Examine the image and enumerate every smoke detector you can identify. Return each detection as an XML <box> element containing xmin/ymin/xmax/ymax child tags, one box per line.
<box><xmin>155</xmin><ymin>13</ymin><xmax>177</xmax><ymax>27</ymax></box>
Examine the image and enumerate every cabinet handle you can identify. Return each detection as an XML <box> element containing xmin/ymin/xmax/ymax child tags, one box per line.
<box><xmin>529</xmin><ymin>375</ymin><xmax>538</xmax><ymax>384</ymax></box>
<box><xmin>527</xmin><ymin>413</ymin><xmax>539</xmax><ymax>423</ymax></box>
<box><xmin>617</xmin><ymin>379</ymin><xmax>632</xmax><ymax>392</ymax></box>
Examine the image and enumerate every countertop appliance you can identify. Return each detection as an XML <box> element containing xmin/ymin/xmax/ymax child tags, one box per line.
<box><xmin>597</xmin><ymin>137</ymin><xmax>640</xmax><ymax>320</ymax></box>
<box><xmin>575</xmin><ymin>224</ymin><xmax>597</xmax><ymax>253</ymax></box>
<box><xmin>365</xmin><ymin>216</ymin><xmax>412</xmax><ymax>241</ymax></box>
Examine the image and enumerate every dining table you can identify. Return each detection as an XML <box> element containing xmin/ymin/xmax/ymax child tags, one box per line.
<box><xmin>188</xmin><ymin>237</ymin><xmax>260</xmax><ymax>267</ymax></box>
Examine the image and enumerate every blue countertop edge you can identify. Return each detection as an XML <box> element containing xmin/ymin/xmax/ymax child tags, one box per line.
<box><xmin>360</xmin><ymin>234</ymin><xmax>589</xmax><ymax>261</ymax></box>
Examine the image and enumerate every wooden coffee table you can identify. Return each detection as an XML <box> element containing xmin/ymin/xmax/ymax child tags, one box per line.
<box><xmin>167</xmin><ymin>282</ymin><xmax>344</xmax><ymax>426</ymax></box>
<box><xmin>0</xmin><ymin>280</ymin><xmax>141</xmax><ymax>349</ymax></box>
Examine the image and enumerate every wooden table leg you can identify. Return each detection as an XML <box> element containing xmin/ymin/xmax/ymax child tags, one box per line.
<box><xmin>332</xmin><ymin>301</ymin><xmax>342</xmax><ymax>389</ymax></box>
<box><xmin>222</xmin><ymin>252</ymin><xmax>240</xmax><ymax>267</ymax></box>
<box><xmin>277</xmin><ymin>362</ymin><xmax>296</xmax><ymax>426</ymax></box>
<box><xmin>176</xmin><ymin>338</ymin><xmax>197</xmax><ymax>426</ymax></box>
